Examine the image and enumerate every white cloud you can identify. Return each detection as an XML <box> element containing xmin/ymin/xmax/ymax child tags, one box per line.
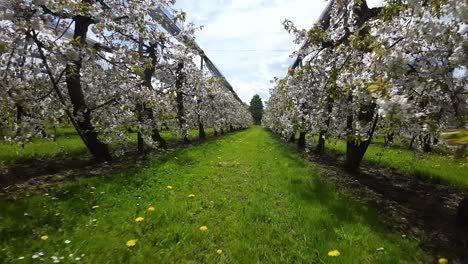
<box><xmin>175</xmin><ymin>0</ymin><xmax>330</xmax><ymax>103</ymax></box>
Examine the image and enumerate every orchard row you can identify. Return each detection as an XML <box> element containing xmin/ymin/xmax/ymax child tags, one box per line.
<box><xmin>264</xmin><ymin>0</ymin><xmax>466</xmax><ymax>171</ymax></box>
<box><xmin>0</xmin><ymin>1</ymin><xmax>252</xmax><ymax>161</ymax></box>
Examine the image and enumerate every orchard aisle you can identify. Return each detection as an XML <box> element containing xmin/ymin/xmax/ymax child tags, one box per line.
<box><xmin>0</xmin><ymin>127</ymin><xmax>426</xmax><ymax>263</ymax></box>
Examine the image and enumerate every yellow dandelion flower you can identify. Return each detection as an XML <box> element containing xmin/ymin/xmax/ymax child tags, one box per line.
<box><xmin>92</xmin><ymin>205</ymin><xmax>99</xmax><ymax>209</ymax></box>
<box><xmin>216</xmin><ymin>249</ymin><xmax>223</xmax><ymax>255</ymax></box>
<box><xmin>135</xmin><ymin>217</ymin><xmax>144</xmax><ymax>223</ymax></box>
<box><xmin>40</xmin><ymin>235</ymin><xmax>49</xmax><ymax>241</ymax></box>
<box><xmin>199</xmin><ymin>226</ymin><xmax>208</xmax><ymax>231</ymax></box>
<box><xmin>147</xmin><ymin>206</ymin><xmax>155</xmax><ymax>212</ymax></box>
<box><xmin>167</xmin><ymin>186</ymin><xmax>173</xmax><ymax>190</ymax></box>
<box><xmin>126</xmin><ymin>239</ymin><xmax>137</xmax><ymax>248</ymax></box>
<box><xmin>188</xmin><ymin>194</ymin><xmax>196</xmax><ymax>198</ymax></box>
<box><xmin>328</xmin><ymin>249</ymin><xmax>340</xmax><ymax>257</ymax></box>
<box><xmin>438</xmin><ymin>258</ymin><xmax>448</xmax><ymax>264</ymax></box>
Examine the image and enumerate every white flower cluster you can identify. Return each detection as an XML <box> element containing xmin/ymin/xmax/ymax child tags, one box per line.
<box><xmin>264</xmin><ymin>0</ymin><xmax>466</xmax><ymax>150</ymax></box>
<box><xmin>0</xmin><ymin>0</ymin><xmax>252</xmax><ymax>159</ymax></box>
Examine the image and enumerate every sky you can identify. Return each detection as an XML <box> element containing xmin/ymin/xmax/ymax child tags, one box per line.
<box><xmin>174</xmin><ymin>0</ymin><xmax>383</xmax><ymax>104</ymax></box>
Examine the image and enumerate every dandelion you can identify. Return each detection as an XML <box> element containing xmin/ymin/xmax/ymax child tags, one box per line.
<box><xmin>167</xmin><ymin>186</ymin><xmax>173</xmax><ymax>190</ymax></box>
<box><xmin>135</xmin><ymin>217</ymin><xmax>144</xmax><ymax>223</ymax></box>
<box><xmin>438</xmin><ymin>258</ymin><xmax>448</xmax><ymax>264</ymax></box>
<box><xmin>32</xmin><ymin>255</ymin><xmax>39</xmax><ymax>259</ymax></box>
<box><xmin>328</xmin><ymin>249</ymin><xmax>340</xmax><ymax>257</ymax></box>
<box><xmin>147</xmin><ymin>206</ymin><xmax>155</xmax><ymax>212</ymax></box>
<box><xmin>92</xmin><ymin>205</ymin><xmax>99</xmax><ymax>209</ymax></box>
<box><xmin>188</xmin><ymin>194</ymin><xmax>196</xmax><ymax>198</ymax></box>
<box><xmin>90</xmin><ymin>187</ymin><xmax>96</xmax><ymax>190</ymax></box>
<box><xmin>55</xmin><ymin>212</ymin><xmax>61</xmax><ymax>216</ymax></box>
<box><xmin>75</xmin><ymin>257</ymin><xmax>81</xmax><ymax>261</ymax></box>
<box><xmin>65</xmin><ymin>240</ymin><xmax>71</xmax><ymax>244</ymax></box>
<box><xmin>126</xmin><ymin>239</ymin><xmax>137</xmax><ymax>248</ymax></box>
<box><xmin>100</xmin><ymin>192</ymin><xmax>105</xmax><ymax>194</ymax></box>
<box><xmin>199</xmin><ymin>226</ymin><xmax>208</xmax><ymax>231</ymax></box>
<box><xmin>18</xmin><ymin>256</ymin><xmax>24</xmax><ymax>260</ymax></box>
<box><xmin>41</xmin><ymin>235</ymin><xmax>49</xmax><ymax>241</ymax></box>
<box><xmin>401</xmin><ymin>234</ymin><xmax>407</xmax><ymax>238</ymax></box>
<box><xmin>216</xmin><ymin>249</ymin><xmax>223</xmax><ymax>255</ymax></box>
<box><xmin>89</xmin><ymin>192</ymin><xmax>94</xmax><ymax>194</ymax></box>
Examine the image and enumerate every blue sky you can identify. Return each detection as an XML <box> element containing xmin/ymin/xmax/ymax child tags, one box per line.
<box><xmin>174</xmin><ymin>0</ymin><xmax>382</xmax><ymax>104</ymax></box>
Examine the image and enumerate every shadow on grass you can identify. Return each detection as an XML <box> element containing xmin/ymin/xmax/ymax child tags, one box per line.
<box><xmin>291</xmin><ymin>175</ymin><xmax>385</xmax><ymax>230</ymax></box>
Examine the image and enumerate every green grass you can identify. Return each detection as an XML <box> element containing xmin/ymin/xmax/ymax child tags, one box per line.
<box><xmin>0</xmin><ymin>126</ymin><xmax>427</xmax><ymax>263</ymax></box>
<box><xmin>0</xmin><ymin>127</ymin><xmax>87</xmax><ymax>165</ymax></box>
<box><xmin>0</xmin><ymin>127</ymin><xmax>215</xmax><ymax>165</ymax></box>
<box><xmin>322</xmin><ymin>138</ymin><xmax>468</xmax><ymax>190</ymax></box>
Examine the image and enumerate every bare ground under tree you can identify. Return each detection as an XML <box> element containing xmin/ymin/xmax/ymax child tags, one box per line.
<box><xmin>0</xmin><ymin>134</ymin><xmax>230</xmax><ymax>195</ymax></box>
<box><xmin>299</xmin><ymin>148</ymin><xmax>468</xmax><ymax>263</ymax></box>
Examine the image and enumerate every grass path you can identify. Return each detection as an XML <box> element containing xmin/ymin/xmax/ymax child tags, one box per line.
<box><xmin>0</xmin><ymin>127</ymin><xmax>427</xmax><ymax>263</ymax></box>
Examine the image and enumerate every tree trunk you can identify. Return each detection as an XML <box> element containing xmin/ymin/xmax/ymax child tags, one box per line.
<box><xmin>143</xmin><ymin>106</ymin><xmax>166</xmax><ymax>149</ymax></box>
<box><xmin>409</xmin><ymin>135</ymin><xmax>416</xmax><ymax>150</ymax></box>
<box><xmin>316</xmin><ymin>93</ymin><xmax>334</xmax><ymax>155</ymax></box>
<box><xmin>136</xmin><ymin>103</ymin><xmax>144</xmax><ymax>153</ymax></box>
<box><xmin>175</xmin><ymin>62</ymin><xmax>190</xmax><ymax>144</ymax></box>
<box><xmin>316</xmin><ymin>132</ymin><xmax>326</xmax><ymax>155</ymax></box>
<box><xmin>15</xmin><ymin>105</ymin><xmax>23</xmax><ymax>136</ymax></box>
<box><xmin>344</xmin><ymin>99</ymin><xmax>378</xmax><ymax>172</ymax></box>
<box><xmin>221</xmin><ymin>128</ymin><xmax>225</xmax><ymax>135</ymax></box>
<box><xmin>297</xmin><ymin>132</ymin><xmax>306</xmax><ymax>149</ymax></box>
<box><xmin>198</xmin><ymin>122</ymin><xmax>206</xmax><ymax>140</ymax></box>
<box><xmin>384</xmin><ymin>132</ymin><xmax>394</xmax><ymax>146</ymax></box>
<box><xmin>422</xmin><ymin>135</ymin><xmax>432</xmax><ymax>153</ymax></box>
<box><xmin>345</xmin><ymin>139</ymin><xmax>370</xmax><ymax>172</ymax></box>
<box><xmin>141</xmin><ymin>44</ymin><xmax>166</xmax><ymax>149</ymax></box>
<box><xmin>289</xmin><ymin>133</ymin><xmax>296</xmax><ymax>143</ymax></box>
<box><xmin>457</xmin><ymin>197</ymin><xmax>468</xmax><ymax>227</ymax></box>
<box><xmin>214</xmin><ymin>130</ymin><xmax>218</xmax><ymax>137</ymax></box>
<box><xmin>65</xmin><ymin>15</ymin><xmax>111</xmax><ymax>162</ymax></box>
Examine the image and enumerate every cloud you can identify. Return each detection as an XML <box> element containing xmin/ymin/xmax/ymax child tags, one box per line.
<box><xmin>174</xmin><ymin>0</ymin><xmax>330</xmax><ymax>103</ymax></box>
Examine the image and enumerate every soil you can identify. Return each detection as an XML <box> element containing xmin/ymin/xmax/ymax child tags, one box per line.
<box><xmin>0</xmin><ymin>135</ymin><xmax>224</xmax><ymax>196</ymax></box>
<box><xmin>300</xmin><ymin>150</ymin><xmax>468</xmax><ymax>263</ymax></box>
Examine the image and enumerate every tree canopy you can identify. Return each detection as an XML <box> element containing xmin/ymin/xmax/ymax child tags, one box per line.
<box><xmin>264</xmin><ymin>0</ymin><xmax>467</xmax><ymax>171</ymax></box>
<box><xmin>249</xmin><ymin>95</ymin><xmax>264</xmax><ymax>125</ymax></box>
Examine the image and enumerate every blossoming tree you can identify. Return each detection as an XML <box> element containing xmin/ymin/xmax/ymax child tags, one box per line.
<box><xmin>264</xmin><ymin>0</ymin><xmax>467</xmax><ymax>171</ymax></box>
<box><xmin>0</xmin><ymin>0</ymin><xmax>251</xmax><ymax>161</ymax></box>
